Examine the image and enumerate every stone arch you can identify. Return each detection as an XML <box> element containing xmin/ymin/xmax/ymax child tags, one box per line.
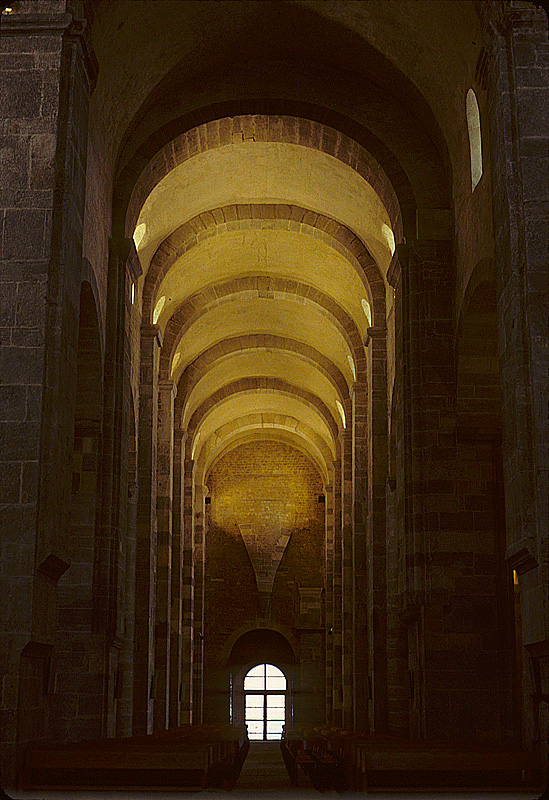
<box><xmin>143</xmin><ymin>203</ymin><xmax>385</xmax><ymax>325</ymax></box>
<box><xmin>198</xmin><ymin>423</ymin><xmax>332</xmax><ymax>486</ymax></box>
<box><xmin>223</xmin><ymin>624</ymin><xmax>297</xmax><ymax>667</ymax></box>
<box><xmin>125</xmin><ymin>114</ymin><xmax>404</xmax><ymax>240</ymax></box>
<box><xmin>160</xmin><ymin>278</ymin><xmax>367</xmax><ymax>383</ymax></box>
<box><xmin>176</xmin><ymin>335</ymin><xmax>350</xmax><ymax>412</ymax></box>
<box><xmin>186</xmin><ymin>378</ymin><xmax>340</xmax><ymax>444</ymax></box>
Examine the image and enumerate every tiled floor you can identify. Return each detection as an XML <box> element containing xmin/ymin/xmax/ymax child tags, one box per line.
<box><xmin>7</xmin><ymin>741</ymin><xmax>544</xmax><ymax>800</ymax></box>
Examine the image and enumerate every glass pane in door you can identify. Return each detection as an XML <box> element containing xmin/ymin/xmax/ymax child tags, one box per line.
<box><xmin>266</xmin><ymin>720</ymin><xmax>284</xmax><ymax>739</ymax></box>
<box><xmin>245</xmin><ymin>694</ymin><xmax>264</xmax><ymax>720</ymax></box>
<box><xmin>265</xmin><ymin>694</ymin><xmax>285</xmax><ymax>739</ymax></box>
<box><xmin>247</xmin><ymin>720</ymin><xmax>264</xmax><ymax>740</ymax></box>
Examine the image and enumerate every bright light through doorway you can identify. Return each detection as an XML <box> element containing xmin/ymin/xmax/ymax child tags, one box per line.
<box><xmin>244</xmin><ymin>664</ymin><xmax>286</xmax><ymax>740</ymax></box>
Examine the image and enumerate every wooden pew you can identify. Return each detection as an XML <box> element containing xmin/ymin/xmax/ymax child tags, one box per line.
<box><xmin>21</xmin><ymin>723</ymin><xmax>249</xmax><ymax>791</ymax></box>
<box><xmin>281</xmin><ymin>724</ymin><xmax>546</xmax><ymax>793</ymax></box>
<box><xmin>356</xmin><ymin>745</ymin><xmax>546</xmax><ymax>791</ymax></box>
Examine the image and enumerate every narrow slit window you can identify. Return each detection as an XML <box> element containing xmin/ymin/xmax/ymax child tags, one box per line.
<box><xmin>466</xmin><ymin>89</ymin><xmax>483</xmax><ymax>191</ymax></box>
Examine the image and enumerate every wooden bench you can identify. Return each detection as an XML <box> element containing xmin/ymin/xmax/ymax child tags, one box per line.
<box><xmin>280</xmin><ymin>740</ymin><xmax>316</xmax><ymax>787</ymax></box>
<box><xmin>282</xmin><ymin>724</ymin><xmax>547</xmax><ymax>793</ymax></box>
<box><xmin>21</xmin><ymin>724</ymin><xmax>249</xmax><ymax>791</ymax></box>
<box><xmin>350</xmin><ymin>740</ymin><xmax>546</xmax><ymax>792</ymax></box>
<box><xmin>281</xmin><ymin>728</ymin><xmax>346</xmax><ymax>791</ymax></box>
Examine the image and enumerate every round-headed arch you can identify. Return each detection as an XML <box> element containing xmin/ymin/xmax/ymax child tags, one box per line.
<box><xmin>142</xmin><ymin>203</ymin><xmax>386</xmax><ymax>326</ymax></box>
<box><xmin>198</xmin><ymin>426</ymin><xmax>331</xmax><ymax>486</ymax></box>
<box><xmin>186</xmin><ymin>377</ymin><xmax>340</xmax><ymax>443</ymax></box>
<box><xmin>159</xmin><ymin>277</ymin><xmax>367</xmax><ymax>384</ymax></box>
<box><xmin>175</xmin><ymin>335</ymin><xmax>350</xmax><ymax>412</ymax></box>
<box><xmin>126</xmin><ymin>115</ymin><xmax>403</xmax><ymax>255</ymax></box>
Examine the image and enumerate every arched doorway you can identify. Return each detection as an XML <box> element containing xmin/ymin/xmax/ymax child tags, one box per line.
<box><xmin>228</xmin><ymin>629</ymin><xmax>295</xmax><ymax>734</ymax></box>
<box><xmin>244</xmin><ymin>663</ymin><xmax>287</xmax><ymax>741</ymax></box>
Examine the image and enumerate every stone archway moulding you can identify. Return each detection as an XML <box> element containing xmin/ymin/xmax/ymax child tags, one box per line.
<box><xmin>142</xmin><ymin>203</ymin><xmax>386</xmax><ymax>325</ymax></box>
<box><xmin>175</xmin><ymin>335</ymin><xmax>350</xmax><ymax>411</ymax></box>
<box><xmin>159</xmin><ymin>277</ymin><xmax>368</xmax><ymax>383</ymax></box>
<box><xmin>125</xmin><ymin>115</ymin><xmax>403</xmax><ymax>244</ymax></box>
<box><xmin>186</xmin><ymin>377</ymin><xmax>340</xmax><ymax>445</ymax></box>
<box><xmin>199</xmin><ymin>428</ymin><xmax>330</xmax><ymax>486</ymax></box>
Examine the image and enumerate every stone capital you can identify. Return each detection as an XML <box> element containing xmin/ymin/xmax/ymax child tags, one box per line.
<box><xmin>364</xmin><ymin>326</ymin><xmax>387</xmax><ymax>347</ymax></box>
<box><xmin>158</xmin><ymin>380</ymin><xmax>177</xmax><ymax>399</ymax></box>
<box><xmin>141</xmin><ymin>323</ymin><xmax>163</xmax><ymax>348</ymax></box>
<box><xmin>1</xmin><ymin>8</ymin><xmax>99</xmax><ymax>89</ymax></box>
<box><xmin>350</xmin><ymin>381</ymin><xmax>368</xmax><ymax>402</ymax></box>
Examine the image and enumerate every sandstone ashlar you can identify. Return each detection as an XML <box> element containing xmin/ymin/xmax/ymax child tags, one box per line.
<box><xmin>134</xmin><ymin>323</ymin><xmax>162</xmax><ymax>734</ymax></box>
<box><xmin>482</xmin><ymin>1</ymin><xmax>549</xmax><ymax>749</ymax></box>
<box><xmin>154</xmin><ymin>380</ymin><xmax>176</xmax><ymax>730</ymax></box>
<box><xmin>0</xmin><ymin>1</ymin><xmax>96</xmax><ymax>784</ymax></box>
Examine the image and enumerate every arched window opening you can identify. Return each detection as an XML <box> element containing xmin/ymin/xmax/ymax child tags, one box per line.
<box><xmin>244</xmin><ymin>663</ymin><xmax>287</xmax><ymax>740</ymax></box>
<box><xmin>466</xmin><ymin>88</ymin><xmax>483</xmax><ymax>191</ymax></box>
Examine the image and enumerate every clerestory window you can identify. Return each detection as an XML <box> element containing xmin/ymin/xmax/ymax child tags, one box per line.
<box><xmin>466</xmin><ymin>88</ymin><xmax>483</xmax><ymax>191</ymax></box>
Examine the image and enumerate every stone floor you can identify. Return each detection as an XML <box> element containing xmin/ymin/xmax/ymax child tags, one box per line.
<box><xmin>8</xmin><ymin>741</ymin><xmax>544</xmax><ymax>800</ymax></box>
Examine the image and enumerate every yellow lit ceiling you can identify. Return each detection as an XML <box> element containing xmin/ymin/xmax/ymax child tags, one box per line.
<box><xmin>134</xmin><ymin>135</ymin><xmax>394</xmax><ymax>482</ymax></box>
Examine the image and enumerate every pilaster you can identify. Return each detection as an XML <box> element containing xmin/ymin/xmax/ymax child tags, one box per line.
<box><xmin>351</xmin><ymin>380</ymin><xmax>369</xmax><ymax>733</ymax></box>
<box><xmin>324</xmin><ymin>479</ymin><xmax>335</xmax><ymax>722</ymax></box>
<box><xmin>480</xmin><ymin>0</ymin><xmax>549</xmax><ymax>748</ymax></box>
<box><xmin>192</xmin><ymin>479</ymin><xmax>207</xmax><ymax>724</ymax></box>
<box><xmin>153</xmin><ymin>380</ymin><xmax>176</xmax><ymax>730</ymax></box>
<box><xmin>169</xmin><ymin>428</ymin><xmax>186</xmax><ymax>727</ymax></box>
<box><xmin>340</xmin><ymin>420</ymin><xmax>354</xmax><ymax>729</ymax></box>
<box><xmin>133</xmin><ymin>322</ymin><xmax>162</xmax><ymax>734</ymax></box>
<box><xmin>365</xmin><ymin>326</ymin><xmax>389</xmax><ymax>734</ymax></box>
<box><xmin>331</xmin><ymin>457</ymin><xmax>342</xmax><ymax>725</ymax></box>
<box><xmin>181</xmin><ymin>450</ymin><xmax>195</xmax><ymax>723</ymax></box>
<box><xmin>0</xmin><ymin>1</ymin><xmax>97</xmax><ymax>781</ymax></box>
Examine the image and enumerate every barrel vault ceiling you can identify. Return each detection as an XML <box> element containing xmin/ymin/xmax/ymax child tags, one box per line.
<box><xmin>133</xmin><ymin>134</ymin><xmax>396</xmax><ymax>484</ymax></box>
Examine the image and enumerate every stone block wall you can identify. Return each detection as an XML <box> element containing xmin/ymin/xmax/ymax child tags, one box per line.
<box><xmin>0</xmin><ymin>2</ymin><xmax>96</xmax><ymax>783</ymax></box>
<box><xmin>203</xmin><ymin>441</ymin><xmax>325</xmax><ymax>727</ymax></box>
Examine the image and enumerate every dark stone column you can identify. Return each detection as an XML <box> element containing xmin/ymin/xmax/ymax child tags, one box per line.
<box><xmin>340</xmin><ymin>420</ymin><xmax>354</xmax><ymax>729</ymax></box>
<box><xmin>96</xmin><ymin>236</ymin><xmax>133</xmax><ymax>739</ymax></box>
<box><xmin>133</xmin><ymin>323</ymin><xmax>161</xmax><ymax>734</ymax></box>
<box><xmin>193</xmin><ymin>479</ymin><xmax>207</xmax><ymax>724</ymax></box>
<box><xmin>352</xmin><ymin>380</ymin><xmax>369</xmax><ymax>733</ymax></box>
<box><xmin>397</xmin><ymin>230</ymin><xmax>515</xmax><ymax>742</ymax></box>
<box><xmin>331</xmin><ymin>457</ymin><xmax>342</xmax><ymax>726</ymax></box>
<box><xmin>181</xmin><ymin>451</ymin><xmax>195</xmax><ymax>723</ymax></box>
<box><xmin>0</xmin><ymin>2</ymin><xmax>96</xmax><ymax>784</ymax></box>
<box><xmin>324</xmin><ymin>478</ymin><xmax>335</xmax><ymax>722</ymax></box>
<box><xmin>479</xmin><ymin>0</ymin><xmax>548</xmax><ymax>748</ymax></box>
<box><xmin>386</xmin><ymin>256</ymin><xmax>409</xmax><ymax>737</ymax></box>
<box><xmin>169</xmin><ymin>428</ymin><xmax>185</xmax><ymax>728</ymax></box>
<box><xmin>366</xmin><ymin>328</ymin><xmax>389</xmax><ymax>734</ymax></box>
<box><xmin>399</xmin><ymin>234</ymin><xmax>459</xmax><ymax>739</ymax></box>
<box><xmin>154</xmin><ymin>380</ymin><xmax>175</xmax><ymax>730</ymax></box>
<box><xmin>117</xmin><ymin>474</ymin><xmax>138</xmax><ymax>737</ymax></box>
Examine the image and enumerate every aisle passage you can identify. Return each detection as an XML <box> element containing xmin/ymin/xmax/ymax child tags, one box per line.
<box><xmin>236</xmin><ymin>740</ymin><xmax>300</xmax><ymax>792</ymax></box>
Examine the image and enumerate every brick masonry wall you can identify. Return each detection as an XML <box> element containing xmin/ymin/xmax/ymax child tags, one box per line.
<box><xmin>0</xmin><ymin>2</ymin><xmax>96</xmax><ymax>783</ymax></box>
<box><xmin>203</xmin><ymin>441</ymin><xmax>325</xmax><ymax>726</ymax></box>
<box><xmin>479</xmin><ymin>0</ymin><xmax>548</xmax><ymax>749</ymax></box>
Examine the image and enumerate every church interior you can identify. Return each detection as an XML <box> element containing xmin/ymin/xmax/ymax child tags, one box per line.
<box><xmin>0</xmin><ymin>0</ymin><xmax>547</xmax><ymax>794</ymax></box>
